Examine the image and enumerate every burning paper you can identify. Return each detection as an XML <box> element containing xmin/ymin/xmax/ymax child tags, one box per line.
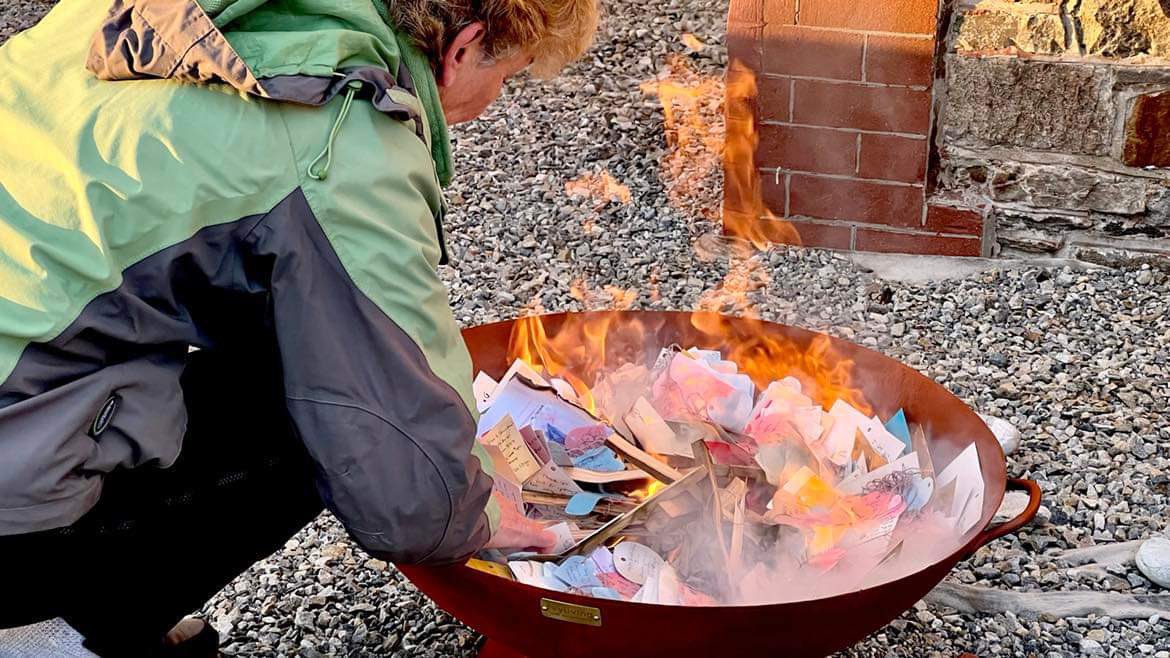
<box><xmin>472</xmin><ymin>341</ymin><xmax>989</xmax><ymax>607</ymax></box>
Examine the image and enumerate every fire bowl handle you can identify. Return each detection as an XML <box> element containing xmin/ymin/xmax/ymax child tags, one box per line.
<box><xmin>972</xmin><ymin>478</ymin><xmax>1042</xmax><ymax>552</ymax></box>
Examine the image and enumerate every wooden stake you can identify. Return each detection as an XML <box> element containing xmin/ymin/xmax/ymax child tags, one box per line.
<box><xmin>606</xmin><ymin>433</ymin><xmax>683</xmax><ymax>483</ymax></box>
<box><xmin>531</xmin><ymin>466</ymin><xmax>708</xmax><ymax>561</ymax></box>
<box><xmin>522</xmin><ymin>490</ymin><xmax>638</xmax><ymax>517</ymax></box>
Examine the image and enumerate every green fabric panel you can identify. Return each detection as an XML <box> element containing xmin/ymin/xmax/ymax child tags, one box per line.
<box><xmin>0</xmin><ymin>0</ymin><xmax>300</xmax><ymax>383</ymax></box>
<box><xmin>198</xmin><ymin>0</ymin><xmax>453</xmax><ymax>186</ymax></box>
<box><xmin>198</xmin><ymin>0</ymin><xmax>236</xmax><ymax>16</ymax></box>
<box><xmin>216</xmin><ymin>0</ymin><xmax>399</xmax><ymax>77</ymax></box>
<box><xmin>394</xmin><ymin>34</ymin><xmax>453</xmax><ymax>187</ymax></box>
<box><xmin>201</xmin><ymin>0</ymin><xmax>268</xmax><ymax>27</ymax></box>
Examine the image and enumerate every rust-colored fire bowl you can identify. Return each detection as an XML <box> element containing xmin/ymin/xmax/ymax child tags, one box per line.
<box><xmin>400</xmin><ymin>311</ymin><xmax>1040</xmax><ymax>658</ymax></box>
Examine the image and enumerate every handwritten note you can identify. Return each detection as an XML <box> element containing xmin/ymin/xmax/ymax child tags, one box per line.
<box><xmin>572</xmin><ymin>446</ymin><xmax>625</xmax><ymax>472</ymax></box>
<box><xmin>482</xmin><ymin>445</ymin><xmax>525</xmax><ymax>512</ymax></box>
<box><xmin>819</xmin><ymin>414</ymin><xmax>859</xmax><ymax>466</ymax></box>
<box><xmin>479</xmin><ymin>415</ymin><xmax>541</xmax><ymax>482</ymax></box>
<box><xmin>858</xmin><ymin>416</ymin><xmax>907</xmax><ymax>463</ymax></box>
<box><xmin>525</xmin><ymin>460</ymin><xmax>582</xmax><ymax>497</ymax></box>
<box><xmin>518</xmin><ymin>425</ymin><xmax>552</xmax><ymax>465</ymax></box>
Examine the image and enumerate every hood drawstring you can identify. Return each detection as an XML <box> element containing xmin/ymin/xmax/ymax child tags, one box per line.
<box><xmin>308</xmin><ymin>81</ymin><xmax>363</xmax><ymax>180</ymax></box>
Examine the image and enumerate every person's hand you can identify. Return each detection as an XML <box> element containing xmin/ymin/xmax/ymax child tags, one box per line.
<box><xmin>484</xmin><ymin>493</ymin><xmax>558</xmax><ymax>553</ymax></box>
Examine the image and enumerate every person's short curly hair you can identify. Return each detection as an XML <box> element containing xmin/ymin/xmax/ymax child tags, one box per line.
<box><xmin>386</xmin><ymin>0</ymin><xmax>599</xmax><ymax>78</ymax></box>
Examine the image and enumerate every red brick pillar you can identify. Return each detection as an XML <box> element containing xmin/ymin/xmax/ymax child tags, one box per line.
<box><xmin>725</xmin><ymin>0</ymin><xmax>986</xmax><ymax>256</ymax></box>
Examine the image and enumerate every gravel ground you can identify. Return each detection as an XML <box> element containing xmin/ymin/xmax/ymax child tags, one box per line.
<box><xmin>5</xmin><ymin>1</ymin><xmax>1170</xmax><ymax>656</ymax></box>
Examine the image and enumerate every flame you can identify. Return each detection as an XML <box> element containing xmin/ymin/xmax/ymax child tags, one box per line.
<box><xmin>680</xmin><ymin>33</ymin><xmax>706</xmax><ymax>52</ymax></box>
<box><xmin>724</xmin><ymin>59</ymin><xmax>800</xmax><ymax>249</ymax></box>
<box><xmin>565</xmin><ymin>170</ymin><xmax>632</xmax><ymax>207</ymax></box>
<box><xmin>630</xmin><ymin>479</ymin><xmax>666</xmax><ymax>500</ymax></box>
<box><xmin>506</xmin><ymin>311</ymin><xmax>871</xmax><ymax>431</ymax></box>
<box><xmin>639</xmin><ymin>55</ymin><xmax>724</xmax><ymax>222</ymax></box>
<box><xmin>688</xmin><ymin>313</ymin><xmax>871</xmax><ymax>415</ymax></box>
<box><xmin>603</xmin><ymin>285</ymin><xmax>637</xmax><ymax>310</ymax></box>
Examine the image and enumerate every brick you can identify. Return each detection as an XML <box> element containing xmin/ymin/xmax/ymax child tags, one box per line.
<box><xmin>855</xmin><ymin>228</ymin><xmax>982</xmax><ymax>256</ymax></box>
<box><xmin>1123</xmin><ymin>90</ymin><xmax>1170</xmax><ymax>168</ymax></box>
<box><xmin>762</xmin><ymin>25</ymin><xmax>864</xmax><ymax>81</ymax></box>
<box><xmin>783</xmin><ymin>219</ymin><xmax>854</xmax><ymax>249</ymax></box>
<box><xmin>727</xmin><ymin>22</ymin><xmax>762</xmax><ymax>71</ymax></box>
<box><xmin>724</xmin><ymin>213</ymin><xmax>854</xmax><ymax>250</ymax></box>
<box><xmin>925</xmin><ymin>203</ymin><xmax>984</xmax><ymax>236</ymax></box>
<box><xmin>761</xmin><ymin>171</ymin><xmax>787</xmax><ymax>213</ymax></box>
<box><xmin>763</xmin><ymin>0</ymin><xmax>796</xmax><ymax>25</ymax></box>
<box><xmin>792</xmin><ymin>80</ymin><xmax>932</xmax><ymax>134</ymax></box>
<box><xmin>789</xmin><ymin>174</ymin><xmax>924</xmax><ymax>226</ymax></box>
<box><xmin>728</xmin><ymin>0</ymin><xmax>764</xmax><ymax>24</ymax></box>
<box><xmin>866</xmin><ymin>35</ymin><xmax>935</xmax><ymax>87</ymax></box>
<box><xmin>757</xmin><ymin>76</ymin><xmax>791</xmax><ymax>122</ymax></box>
<box><xmin>858</xmin><ymin>134</ymin><xmax>928</xmax><ymax>183</ymax></box>
<box><xmin>758</xmin><ymin>124</ymin><xmax>858</xmax><ymax>176</ymax></box>
<box><xmin>798</xmin><ymin>0</ymin><xmax>938</xmax><ymax>35</ymax></box>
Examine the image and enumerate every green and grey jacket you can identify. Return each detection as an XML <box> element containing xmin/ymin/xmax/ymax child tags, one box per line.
<box><xmin>0</xmin><ymin>0</ymin><xmax>499</xmax><ymax>563</ymax></box>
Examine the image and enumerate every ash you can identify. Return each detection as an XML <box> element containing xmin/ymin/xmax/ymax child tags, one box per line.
<box><xmin>4</xmin><ymin>0</ymin><xmax>1170</xmax><ymax>656</ymax></box>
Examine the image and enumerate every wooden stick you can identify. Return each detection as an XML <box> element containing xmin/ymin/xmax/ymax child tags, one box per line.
<box><xmin>522</xmin><ymin>490</ymin><xmax>638</xmax><ymax>517</ymax></box>
<box><xmin>924</xmin><ymin>582</ymin><xmax>1170</xmax><ymax>620</ymax></box>
<box><xmin>528</xmin><ymin>467</ymin><xmax>708</xmax><ymax>562</ymax></box>
<box><xmin>1056</xmin><ymin>540</ymin><xmax>1142</xmax><ymax>567</ymax></box>
<box><xmin>606</xmin><ymin>434</ymin><xmax>683</xmax><ymax>483</ymax></box>
<box><xmin>692</xmin><ymin>440</ymin><xmax>733</xmax><ymax>572</ymax></box>
<box><xmin>728</xmin><ymin>487</ymin><xmax>746</xmax><ymax>576</ymax></box>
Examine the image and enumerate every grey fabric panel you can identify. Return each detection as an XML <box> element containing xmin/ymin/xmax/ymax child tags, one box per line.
<box><xmin>0</xmin><ymin>212</ymin><xmax>269</xmax><ymax>534</ymax></box>
<box><xmin>0</xmin><ymin>190</ymin><xmax>490</xmax><ymax>563</ymax></box>
<box><xmin>249</xmin><ymin>190</ymin><xmax>490</xmax><ymax>564</ymax></box>
<box><xmin>259</xmin><ymin>65</ymin><xmax>428</xmax><ymax>143</ymax></box>
<box><xmin>87</xmin><ymin>0</ymin><xmax>262</xmax><ymax>94</ymax></box>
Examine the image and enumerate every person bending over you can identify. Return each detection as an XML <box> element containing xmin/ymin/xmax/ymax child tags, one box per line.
<box><xmin>0</xmin><ymin>0</ymin><xmax>597</xmax><ymax>654</ymax></box>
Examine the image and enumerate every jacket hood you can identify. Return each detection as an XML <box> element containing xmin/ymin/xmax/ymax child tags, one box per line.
<box><xmin>87</xmin><ymin>0</ymin><xmax>453</xmax><ymax>185</ymax></box>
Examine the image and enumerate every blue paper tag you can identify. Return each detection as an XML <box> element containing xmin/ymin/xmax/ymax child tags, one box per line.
<box><xmin>554</xmin><ymin>555</ymin><xmax>603</xmax><ymax>588</ymax></box>
<box><xmin>572</xmin><ymin>446</ymin><xmax>625</xmax><ymax>472</ymax></box>
<box><xmin>588</xmin><ymin>587</ymin><xmax>622</xmax><ymax>600</ymax></box>
<box><xmin>885</xmin><ymin>409</ymin><xmax>912</xmax><ymax>452</ymax></box>
<box><xmin>565</xmin><ymin>491</ymin><xmax>607</xmax><ymax>516</ymax></box>
<box><xmin>545</xmin><ymin>424</ymin><xmax>567</xmax><ymax>445</ymax></box>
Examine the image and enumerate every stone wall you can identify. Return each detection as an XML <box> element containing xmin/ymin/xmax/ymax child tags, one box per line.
<box><xmin>941</xmin><ymin>0</ymin><xmax>1170</xmax><ymax>264</ymax></box>
<box><xmin>725</xmin><ymin>0</ymin><xmax>1170</xmax><ymax>263</ymax></box>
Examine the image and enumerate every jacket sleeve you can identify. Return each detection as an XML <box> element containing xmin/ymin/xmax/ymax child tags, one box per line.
<box><xmin>249</xmin><ymin>187</ymin><xmax>498</xmax><ymax>565</ymax></box>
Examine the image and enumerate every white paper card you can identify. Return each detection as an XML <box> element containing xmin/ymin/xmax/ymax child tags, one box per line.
<box><xmin>474</xmin><ymin>372</ymin><xmax>500</xmax><ymax>413</ymax></box>
<box><xmin>613</xmin><ymin>542</ymin><xmax>666</xmax><ymax>584</ymax></box>
<box><xmin>477</xmin><ymin>376</ymin><xmax>598</xmax><ymax>438</ymax></box>
<box><xmin>838</xmin><ymin>452</ymin><xmax>921</xmax><ymax>495</ymax></box>
<box><xmin>935</xmin><ymin>443</ymin><xmax>984</xmax><ymax>534</ymax></box>
<box><xmin>625</xmin><ymin>397</ymin><xmax>693</xmax><ymax>458</ymax></box>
